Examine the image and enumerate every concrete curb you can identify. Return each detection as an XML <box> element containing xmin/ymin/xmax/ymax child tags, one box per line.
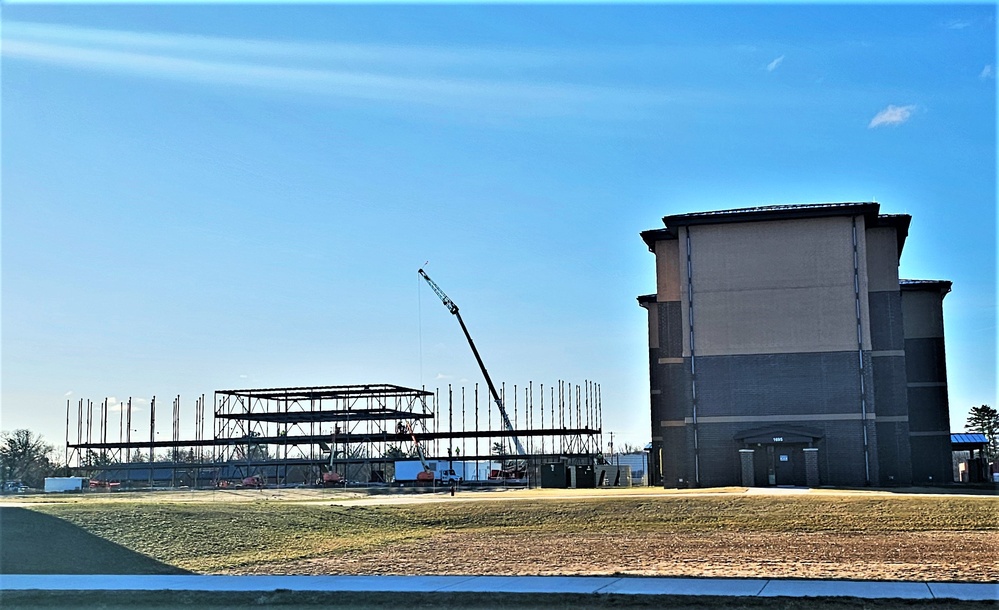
<box><xmin>1</xmin><ymin>575</ymin><xmax>996</xmax><ymax>601</ymax></box>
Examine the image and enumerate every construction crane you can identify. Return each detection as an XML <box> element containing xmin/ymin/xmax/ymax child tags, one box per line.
<box><xmin>418</xmin><ymin>268</ymin><xmax>527</xmax><ymax>457</ymax></box>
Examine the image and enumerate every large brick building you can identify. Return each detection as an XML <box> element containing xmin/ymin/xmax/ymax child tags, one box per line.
<box><xmin>639</xmin><ymin>202</ymin><xmax>953</xmax><ymax>488</ymax></box>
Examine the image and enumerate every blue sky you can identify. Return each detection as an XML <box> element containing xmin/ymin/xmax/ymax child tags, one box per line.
<box><xmin>1</xmin><ymin>4</ymin><xmax>995</xmax><ymax>455</ymax></box>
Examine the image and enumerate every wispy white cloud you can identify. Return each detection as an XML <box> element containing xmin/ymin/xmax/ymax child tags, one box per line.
<box><xmin>3</xmin><ymin>20</ymin><xmax>562</xmax><ymax>71</ymax></box>
<box><xmin>868</xmin><ymin>104</ymin><xmax>917</xmax><ymax>128</ymax></box>
<box><xmin>64</xmin><ymin>391</ymin><xmax>74</xmax><ymax>397</ymax></box>
<box><xmin>944</xmin><ymin>19</ymin><xmax>972</xmax><ymax>30</ymax></box>
<box><xmin>1</xmin><ymin>21</ymin><xmax>677</xmax><ymax>120</ymax></box>
<box><xmin>981</xmin><ymin>64</ymin><xmax>995</xmax><ymax>79</ymax></box>
<box><xmin>766</xmin><ymin>55</ymin><xmax>785</xmax><ymax>72</ymax></box>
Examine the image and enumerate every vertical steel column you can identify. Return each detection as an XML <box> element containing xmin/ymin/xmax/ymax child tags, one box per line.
<box><xmin>173</xmin><ymin>396</ymin><xmax>180</xmax><ymax>444</ymax></box>
<box><xmin>527</xmin><ymin>383</ymin><xmax>532</xmax><ymax>455</ymax></box>
<box><xmin>513</xmin><ymin>384</ymin><xmax>518</xmax><ymax>437</ymax></box>
<box><xmin>576</xmin><ymin>384</ymin><xmax>581</xmax><ymax>435</ymax></box>
<box><xmin>149</xmin><ymin>396</ymin><xmax>156</xmax><ymax>487</ymax></box>
<box><xmin>540</xmin><ymin>384</ymin><xmax>545</xmax><ymax>456</ymax></box>
<box><xmin>194</xmin><ymin>395</ymin><xmax>201</xmax><ymax>487</ymax></box>
<box><xmin>474</xmin><ymin>384</ymin><xmax>479</xmax><ymax>469</ymax></box>
<box><xmin>171</xmin><ymin>396</ymin><xmax>178</xmax><ymax>487</ymax></box>
<box><xmin>64</xmin><ymin>400</ymin><xmax>70</xmax><ymax>469</ymax></box>
<box><xmin>551</xmin><ymin>385</ymin><xmax>556</xmax><ymax>455</ymax></box>
<box><xmin>559</xmin><ymin>381</ymin><xmax>565</xmax><ymax>454</ymax></box>
<box><xmin>101</xmin><ymin>398</ymin><xmax>107</xmax><ymax>465</ymax></box>
<box><xmin>501</xmin><ymin>382</ymin><xmax>506</xmax><ymax>455</ymax></box>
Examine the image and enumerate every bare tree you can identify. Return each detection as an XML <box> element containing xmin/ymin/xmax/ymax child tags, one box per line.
<box><xmin>0</xmin><ymin>429</ymin><xmax>56</xmax><ymax>488</ymax></box>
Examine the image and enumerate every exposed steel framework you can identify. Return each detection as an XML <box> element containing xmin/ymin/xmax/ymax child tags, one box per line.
<box><xmin>67</xmin><ymin>380</ymin><xmax>602</xmax><ymax>488</ymax></box>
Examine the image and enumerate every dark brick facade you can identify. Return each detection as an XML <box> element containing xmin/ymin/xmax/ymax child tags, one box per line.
<box><xmin>640</xmin><ymin>203</ymin><xmax>953</xmax><ymax>489</ymax></box>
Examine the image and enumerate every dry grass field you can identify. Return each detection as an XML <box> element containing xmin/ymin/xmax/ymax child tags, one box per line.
<box><xmin>2</xmin><ymin>486</ymin><xmax>997</xmax><ymax>580</ymax></box>
<box><xmin>2</xmin><ymin>486</ymin><xmax>997</xmax><ymax>609</ymax></box>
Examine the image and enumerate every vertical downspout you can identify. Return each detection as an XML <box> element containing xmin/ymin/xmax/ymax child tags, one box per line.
<box><xmin>852</xmin><ymin>217</ymin><xmax>871</xmax><ymax>485</ymax></box>
<box><xmin>686</xmin><ymin>228</ymin><xmax>700</xmax><ymax>486</ymax></box>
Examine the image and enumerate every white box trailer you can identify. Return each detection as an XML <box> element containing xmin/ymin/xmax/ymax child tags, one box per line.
<box><xmin>44</xmin><ymin>476</ymin><xmax>86</xmax><ymax>493</ymax></box>
<box><xmin>393</xmin><ymin>460</ymin><xmax>463</xmax><ymax>483</ymax></box>
<box><xmin>393</xmin><ymin>460</ymin><xmax>427</xmax><ymax>482</ymax></box>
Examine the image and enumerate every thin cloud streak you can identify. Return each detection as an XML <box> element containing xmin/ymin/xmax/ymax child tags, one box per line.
<box><xmin>2</xmin><ymin>39</ymin><xmax>677</xmax><ymax>120</ymax></box>
<box><xmin>868</xmin><ymin>104</ymin><xmax>917</xmax><ymax>128</ymax></box>
<box><xmin>4</xmin><ymin>20</ymin><xmax>562</xmax><ymax>71</ymax></box>
<box><xmin>766</xmin><ymin>55</ymin><xmax>785</xmax><ymax>72</ymax></box>
<box><xmin>944</xmin><ymin>19</ymin><xmax>972</xmax><ymax>30</ymax></box>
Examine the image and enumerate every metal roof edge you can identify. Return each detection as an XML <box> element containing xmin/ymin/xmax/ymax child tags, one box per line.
<box><xmin>662</xmin><ymin>202</ymin><xmax>880</xmax><ymax>229</ymax></box>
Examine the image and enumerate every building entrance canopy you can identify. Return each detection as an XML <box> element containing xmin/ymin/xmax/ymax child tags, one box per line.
<box><xmin>734</xmin><ymin>426</ymin><xmax>823</xmax><ymax>446</ymax></box>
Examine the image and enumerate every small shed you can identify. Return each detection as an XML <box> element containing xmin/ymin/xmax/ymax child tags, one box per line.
<box><xmin>951</xmin><ymin>433</ymin><xmax>990</xmax><ymax>483</ymax></box>
<box><xmin>540</xmin><ymin>463</ymin><xmax>570</xmax><ymax>488</ymax></box>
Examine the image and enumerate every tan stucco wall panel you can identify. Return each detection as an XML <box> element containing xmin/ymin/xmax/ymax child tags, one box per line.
<box><xmin>865</xmin><ymin>227</ymin><xmax>901</xmax><ymax>293</ymax></box>
<box><xmin>686</xmin><ymin>216</ymin><xmax>869</xmax><ymax>356</ymax></box>
<box><xmin>655</xmin><ymin>238</ymin><xmax>681</xmax><ymax>302</ymax></box>
<box><xmin>694</xmin><ymin>285</ymin><xmax>860</xmax><ymax>355</ymax></box>
<box><xmin>689</xmin><ymin>217</ymin><xmax>855</xmax><ymax>293</ymax></box>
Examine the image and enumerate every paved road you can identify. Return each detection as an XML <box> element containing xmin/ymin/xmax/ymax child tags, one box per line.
<box><xmin>1</xmin><ymin>574</ymin><xmax>995</xmax><ymax>601</ymax></box>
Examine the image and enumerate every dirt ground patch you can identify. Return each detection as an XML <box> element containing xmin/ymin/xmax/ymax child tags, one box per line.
<box><xmin>239</xmin><ymin>529</ymin><xmax>998</xmax><ymax>582</ymax></box>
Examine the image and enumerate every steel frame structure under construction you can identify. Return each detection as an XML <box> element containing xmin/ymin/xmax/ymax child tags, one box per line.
<box><xmin>66</xmin><ymin>380</ymin><xmax>603</xmax><ymax>487</ymax></box>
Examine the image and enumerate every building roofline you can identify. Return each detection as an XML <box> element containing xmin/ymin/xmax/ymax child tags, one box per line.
<box><xmin>637</xmin><ymin>294</ymin><xmax>656</xmax><ymax>306</ymax></box>
<box><xmin>661</xmin><ymin>202</ymin><xmax>881</xmax><ymax>229</ymax></box>
<box><xmin>873</xmin><ymin>213</ymin><xmax>911</xmax><ymax>256</ymax></box>
<box><xmin>900</xmin><ymin>279</ymin><xmax>952</xmax><ymax>296</ymax></box>
<box><xmin>640</xmin><ymin>228</ymin><xmax>676</xmax><ymax>251</ymax></box>
<box><xmin>642</xmin><ymin>202</ymin><xmax>911</xmax><ymax>256</ymax></box>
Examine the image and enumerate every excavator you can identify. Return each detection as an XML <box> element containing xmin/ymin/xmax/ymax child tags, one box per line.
<box><xmin>418</xmin><ymin>268</ymin><xmax>527</xmax><ymax>479</ymax></box>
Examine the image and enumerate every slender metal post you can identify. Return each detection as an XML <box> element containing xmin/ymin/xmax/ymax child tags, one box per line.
<box><xmin>540</xmin><ymin>384</ymin><xmax>545</xmax><ymax>456</ymax></box>
<box><xmin>64</xmin><ymin>400</ymin><xmax>70</xmax><ymax>470</ymax></box>
<box><xmin>149</xmin><ymin>396</ymin><xmax>156</xmax><ymax>488</ymax></box>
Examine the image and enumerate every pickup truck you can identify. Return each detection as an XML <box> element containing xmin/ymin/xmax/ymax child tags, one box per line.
<box><xmin>438</xmin><ymin>469</ymin><xmax>463</xmax><ymax>484</ymax></box>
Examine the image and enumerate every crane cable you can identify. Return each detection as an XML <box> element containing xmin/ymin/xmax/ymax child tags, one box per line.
<box><xmin>417</xmin><ymin>269</ymin><xmax>424</xmax><ymax>390</ymax></box>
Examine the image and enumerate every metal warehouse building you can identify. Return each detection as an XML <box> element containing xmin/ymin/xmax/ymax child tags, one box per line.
<box><xmin>639</xmin><ymin>202</ymin><xmax>953</xmax><ymax>488</ymax></box>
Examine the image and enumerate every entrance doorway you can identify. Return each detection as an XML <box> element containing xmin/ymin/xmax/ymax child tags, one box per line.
<box><xmin>752</xmin><ymin>444</ymin><xmax>807</xmax><ymax>486</ymax></box>
<box><xmin>736</xmin><ymin>426</ymin><xmax>823</xmax><ymax>488</ymax></box>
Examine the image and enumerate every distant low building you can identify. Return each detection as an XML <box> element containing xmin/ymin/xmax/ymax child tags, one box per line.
<box><xmin>639</xmin><ymin>202</ymin><xmax>953</xmax><ymax>488</ymax></box>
